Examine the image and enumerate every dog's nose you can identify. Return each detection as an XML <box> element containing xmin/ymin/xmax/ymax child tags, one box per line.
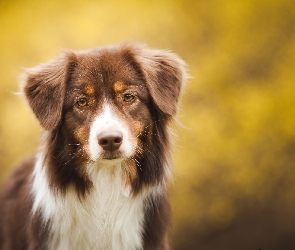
<box><xmin>97</xmin><ymin>131</ymin><xmax>123</xmax><ymax>151</ymax></box>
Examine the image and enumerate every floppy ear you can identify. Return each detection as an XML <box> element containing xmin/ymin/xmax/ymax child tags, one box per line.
<box><xmin>132</xmin><ymin>44</ymin><xmax>187</xmax><ymax>116</ymax></box>
<box><xmin>21</xmin><ymin>52</ymin><xmax>75</xmax><ymax>130</ymax></box>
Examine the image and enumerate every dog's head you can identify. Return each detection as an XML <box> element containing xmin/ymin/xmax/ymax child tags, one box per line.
<box><xmin>22</xmin><ymin>43</ymin><xmax>186</xmax><ymax>194</ymax></box>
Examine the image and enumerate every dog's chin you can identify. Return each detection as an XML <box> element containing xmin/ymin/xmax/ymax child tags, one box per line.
<box><xmin>92</xmin><ymin>150</ymin><xmax>126</xmax><ymax>166</ymax></box>
<box><xmin>100</xmin><ymin>151</ymin><xmax>123</xmax><ymax>160</ymax></box>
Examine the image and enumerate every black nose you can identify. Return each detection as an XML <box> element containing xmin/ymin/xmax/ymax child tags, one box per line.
<box><xmin>97</xmin><ymin>131</ymin><xmax>123</xmax><ymax>152</ymax></box>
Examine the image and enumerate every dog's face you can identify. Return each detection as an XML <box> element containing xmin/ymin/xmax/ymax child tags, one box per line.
<box><xmin>63</xmin><ymin>51</ymin><xmax>152</xmax><ymax>163</ymax></box>
<box><xmin>22</xmin><ymin>43</ymin><xmax>186</xmax><ymax>194</ymax></box>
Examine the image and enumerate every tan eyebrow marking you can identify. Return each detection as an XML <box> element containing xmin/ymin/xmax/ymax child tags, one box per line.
<box><xmin>84</xmin><ymin>85</ymin><xmax>95</xmax><ymax>96</ymax></box>
<box><xmin>114</xmin><ymin>81</ymin><xmax>127</xmax><ymax>93</ymax></box>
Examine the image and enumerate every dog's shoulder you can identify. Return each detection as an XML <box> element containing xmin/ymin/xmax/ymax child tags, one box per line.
<box><xmin>0</xmin><ymin>156</ymin><xmax>35</xmax><ymax>200</ymax></box>
<box><xmin>0</xmin><ymin>157</ymin><xmax>37</xmax><ymax>249</ymax></box>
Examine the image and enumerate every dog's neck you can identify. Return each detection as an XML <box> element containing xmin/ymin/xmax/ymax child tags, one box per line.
<box><xmin>31</xmin><ymin>153</ymin><xmax>152</xmax><ymax>250</ymax></box>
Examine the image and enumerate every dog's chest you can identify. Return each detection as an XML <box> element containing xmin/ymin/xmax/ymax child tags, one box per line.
<box><xmin>33</xmin><ymin>162</ymin><xmax>147</xmax><ymax>250</ymax></box>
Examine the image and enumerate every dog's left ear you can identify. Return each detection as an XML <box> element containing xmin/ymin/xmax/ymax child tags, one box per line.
<box><xmin>132</xmin><ymin>45</ymin><xmax>187</xmax><ymax>116</ymax></box>
<box><xmin>21</xmin><ymin>52</ymin><xmax>75</xmax><ymax>130</ymax></box>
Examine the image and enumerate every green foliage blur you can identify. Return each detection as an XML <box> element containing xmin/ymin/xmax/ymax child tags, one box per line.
<box><xmin>1</xmin><ymin>0</ymin><xmax>295</xmax><ymax>249</ymax></box>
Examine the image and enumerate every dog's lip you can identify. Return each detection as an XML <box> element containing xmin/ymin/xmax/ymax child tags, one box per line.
<box><xmin>99</xmin><ymin>151</ymin><xmax>123</xmax><ymax>160</ymax></box>
<box><xmin>101</xmin><ymin>156</ymin><xmax>121</xmax><ymax>160</ymax></box>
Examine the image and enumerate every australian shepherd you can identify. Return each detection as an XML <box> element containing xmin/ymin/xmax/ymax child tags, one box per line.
<box><xmin>0</xmin><ymin>43</ymin><xmax>186</xmax><ymax>250</ymax></box>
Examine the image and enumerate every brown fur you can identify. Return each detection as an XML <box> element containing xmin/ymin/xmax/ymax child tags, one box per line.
<box><xmin>0</xmin><ymin>43</ymin><xmax>186</xmax><ymax>249</ymax></box>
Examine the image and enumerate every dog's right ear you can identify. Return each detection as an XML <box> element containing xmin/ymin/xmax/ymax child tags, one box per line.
<box><xmin>21</xmin><ymin>52</ymin><xmax>75</xmax><ymax>130</ymax></box>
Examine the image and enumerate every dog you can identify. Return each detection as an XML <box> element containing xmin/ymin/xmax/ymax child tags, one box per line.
<box><xmin>0</xmin><ymin>43</ymin><xmax>186</xmax><ymax>250</ymax></box>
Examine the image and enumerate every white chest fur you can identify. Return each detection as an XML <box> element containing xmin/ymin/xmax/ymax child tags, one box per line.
<box><xmin>31</xmin><ymin>156</ymin><xmax>150</xmax><ymax>250</ymax></box>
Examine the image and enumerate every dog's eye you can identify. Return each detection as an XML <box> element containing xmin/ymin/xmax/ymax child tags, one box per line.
<box><xmin>77</xmin><ymin>98</ymin><xmax>88</xmax><ymax>107</ymax></box>
<box><xmin>123</xmin><ymin>93</ymin><xmax>135</xmax><ymax>102</ymax></box>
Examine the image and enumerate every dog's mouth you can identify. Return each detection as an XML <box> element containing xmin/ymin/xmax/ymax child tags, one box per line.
<box><xmin>99</xmin><ymin>150</ymin><xmax>123</xmax><ymax>160</ymax></box>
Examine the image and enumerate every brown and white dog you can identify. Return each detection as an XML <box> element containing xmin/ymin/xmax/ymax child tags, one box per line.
<box><xmin>0</xmin><ymin>43</ymin><xmax>186</xmax><ymax>250</ymax></box>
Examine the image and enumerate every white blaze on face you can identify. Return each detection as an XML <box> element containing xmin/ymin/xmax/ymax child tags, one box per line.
<box><xmin>88</xmin><ymin>102</ymin><xmax>135</xmax><ymax>161</ymax></box>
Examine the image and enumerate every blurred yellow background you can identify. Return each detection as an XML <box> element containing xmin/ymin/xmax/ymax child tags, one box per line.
<box><xmin>1</xmin><ymin>0</ymin><xmax>295</xmax><ymax>249</ymax></box>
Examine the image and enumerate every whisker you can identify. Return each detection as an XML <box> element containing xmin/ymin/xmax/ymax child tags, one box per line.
<box><xmin>130</xmin><ymin>156</ymin><xmax>143</xmax><ymax>172</ymax></box>
<box><xmin>143</xmin><ymin>119</ymin><xmax>166</xmax><ymax>130</ymax></box>
<box><xmin>68</xmin><ymin>143</ymin><xmax>81</xmax><ymax>146</ymax></box>
<box><xmin>63</xmin><ymin>147</ymin><xmax>86</xmax><ymax>165</ymax></box>
<box><xmin>140</xmin><ymin>144</ymin><xmax>157</xmax><ymax>159</ymax></box>
<box><xmin>134</xmin><ymin>119</ymin><xmax>166</xmax><ymax>139</ymax></box>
